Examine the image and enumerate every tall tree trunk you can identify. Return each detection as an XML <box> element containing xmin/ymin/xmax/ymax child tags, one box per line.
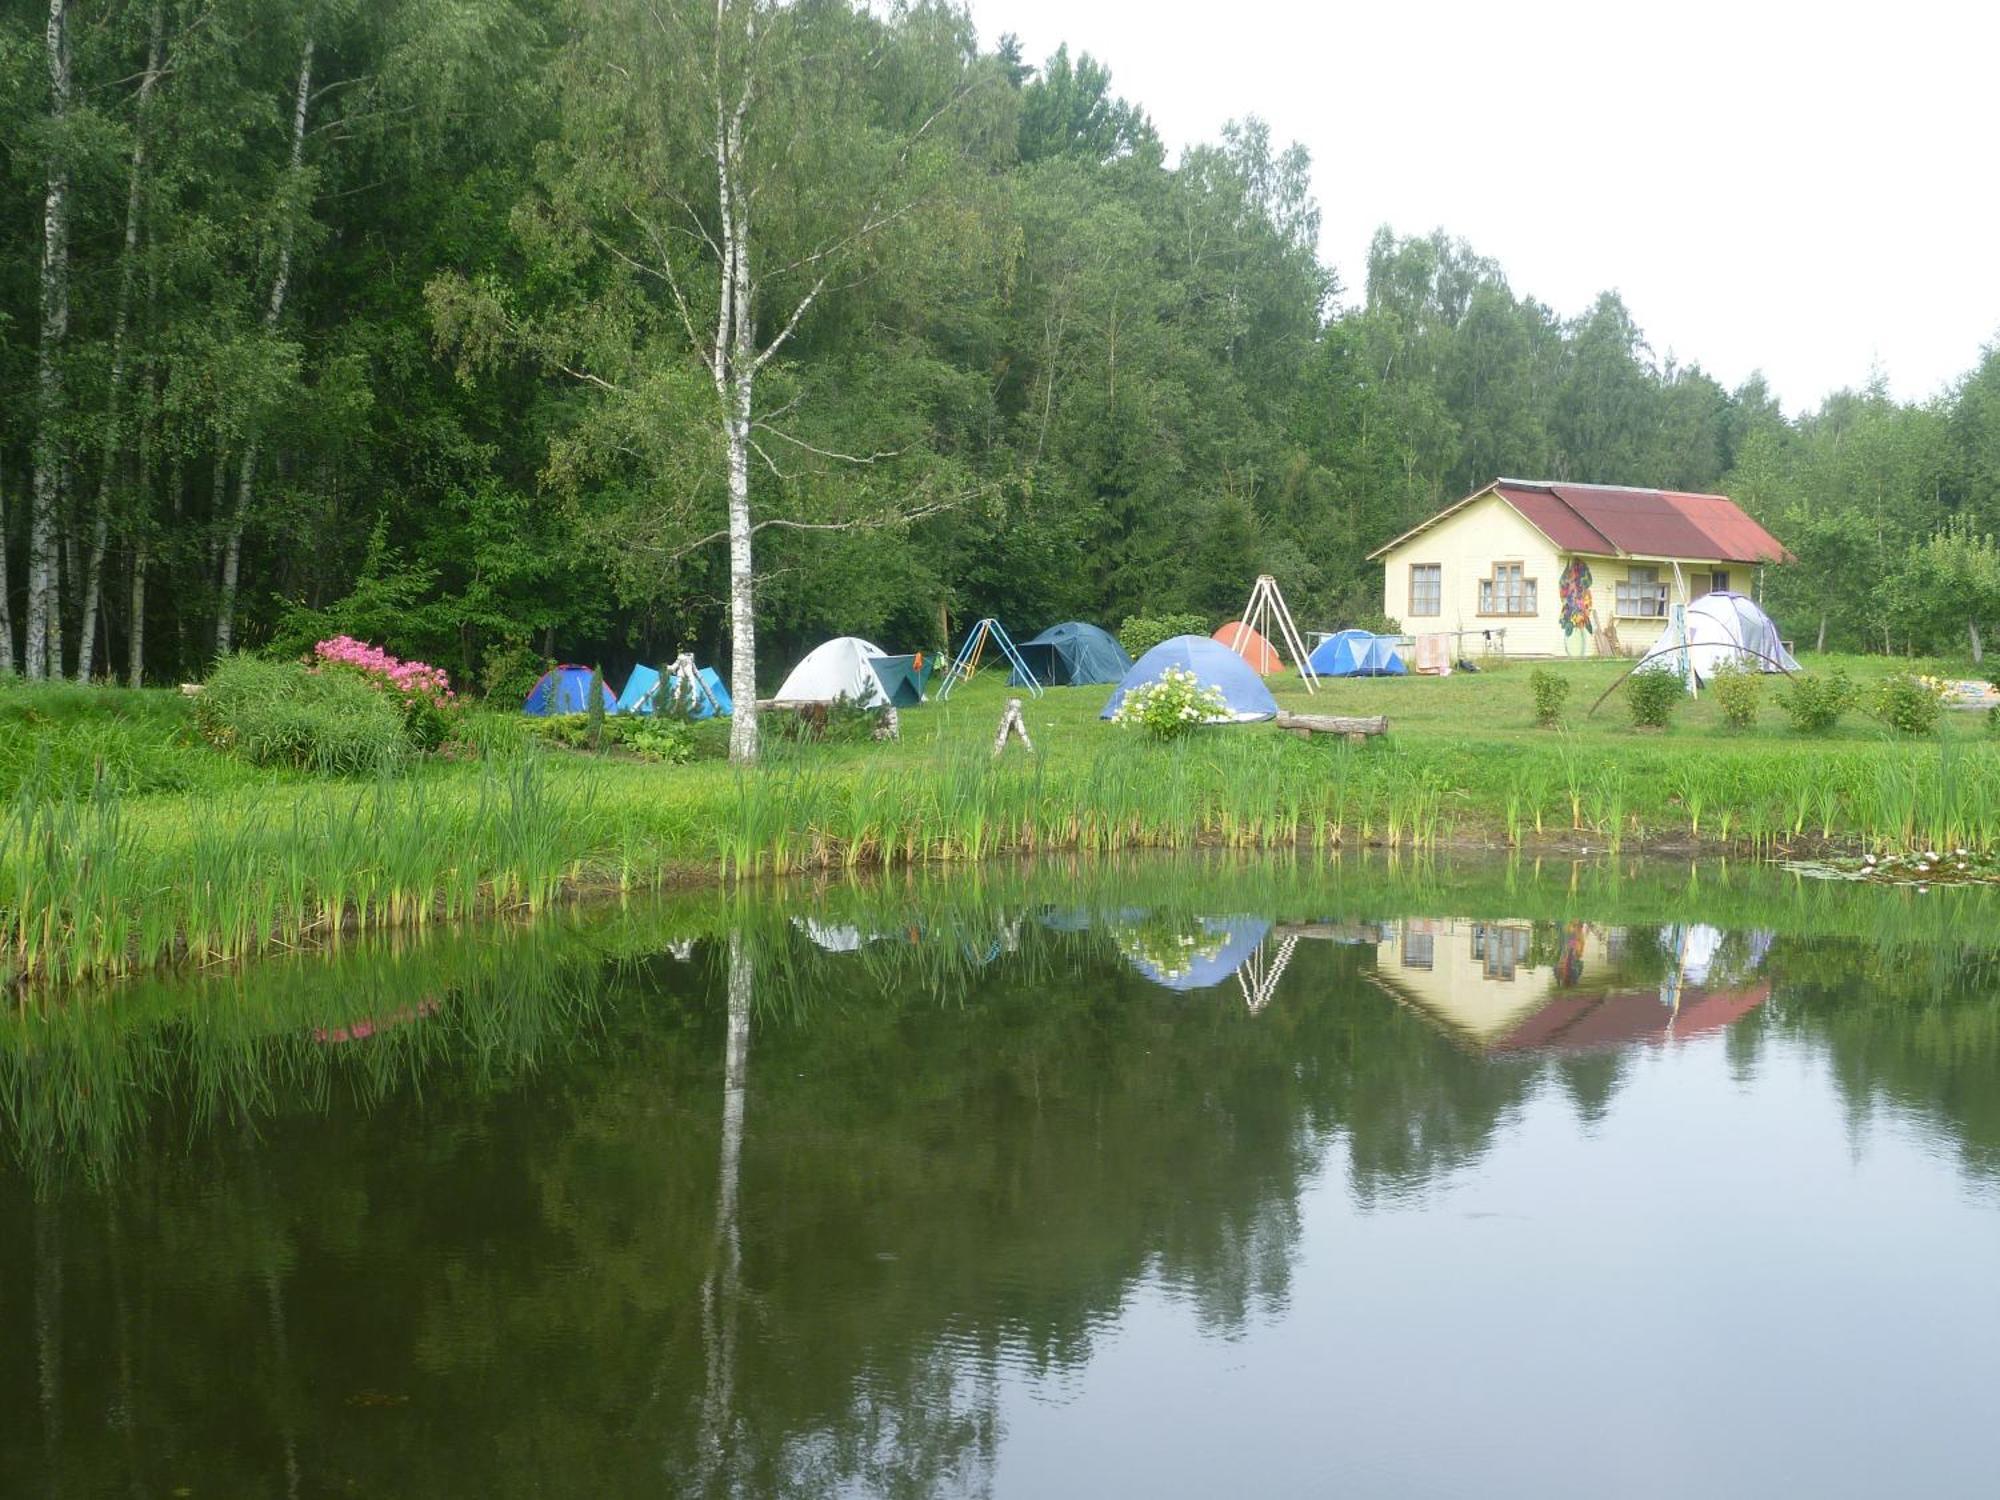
<box><xmin>27</xmin><ymin>0</ymin><xmax>73</xmax><ymax>681</ymax></box>
<box><xmin>716</xmin><ymin>31</ymin><xmax>759</xmax><ymax>766</ymax></box>
<box><xmin>1970</xmin><ymin>619</ymin><xmax>1984</xmax><ymax>666</ymax></box>
<box><xmin>0</xmin><ymin>462</ymin><xmax>14</xmax><ymax>676</ymax></box>
<box><xmin>78</xmin><ymin>4</ymin><xmax>164</xmax><ymax>685</ymax></box>
<box><xmin>217</xmin><ymin>35</ymin><xmax>313</xmax><ymax>659</ymax></box>
<box><xmin>1816</xmin><ymin>612</ymin><xmax>1827</xmax><ymax>654</ymax></box>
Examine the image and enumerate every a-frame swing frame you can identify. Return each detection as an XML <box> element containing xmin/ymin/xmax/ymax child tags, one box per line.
<box><xmin>1233</xmin><ymin>574</ymin><xmax>1318</xmax><ymax>692</ymax></box>
<box><xmin>937</xmin><ymin>617</ymin><xmax>1042</xmax><ymax>699</ymax></box>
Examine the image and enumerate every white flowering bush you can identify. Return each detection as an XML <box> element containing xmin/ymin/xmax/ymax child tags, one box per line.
<box><xmin>1110</xmin><ymin>665</ymin><xmax>1232</xmax><ymax>740</ymax></box>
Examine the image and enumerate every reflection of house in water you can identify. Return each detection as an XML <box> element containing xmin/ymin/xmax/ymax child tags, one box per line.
<box><xmin>1369</xmin><ymin>919</ymin><xmax>1770</xmax><ymax>1055</ymax></box>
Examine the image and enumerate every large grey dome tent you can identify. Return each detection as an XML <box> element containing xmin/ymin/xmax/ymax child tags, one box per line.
<box><xmin>1683</xmin><ymin>592</ymin><xmax>1798</xmax><ymax>682</ymax></box>
<box><xmin>1012</xmin><ymin>622</ymin><xmax>1132</xmax><ymax>687</ymax></box>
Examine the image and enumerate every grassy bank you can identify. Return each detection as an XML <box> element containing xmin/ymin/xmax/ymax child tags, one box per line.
<box><xmin>1</xmin><ymin>654</ymin><xmax>1997</xmax><ymax>986</ymax></box>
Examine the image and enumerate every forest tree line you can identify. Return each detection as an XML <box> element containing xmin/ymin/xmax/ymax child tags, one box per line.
<box><xmin>4</xmin><ymin>0</ymin><xmax>1999</xmax><ymax>711</ymax></box>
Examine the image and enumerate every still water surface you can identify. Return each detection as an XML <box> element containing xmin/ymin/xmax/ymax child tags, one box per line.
<box><xmin>5</xmin><ymin>859</ymin><xmax>2000</xmax><ymax>1497</ymax></box>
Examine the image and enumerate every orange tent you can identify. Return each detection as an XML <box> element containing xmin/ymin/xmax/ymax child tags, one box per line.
<box><xmin>1213</xmin><ymin>621</ymin><xmax>1283</xmax><ymax>675</ymax></box>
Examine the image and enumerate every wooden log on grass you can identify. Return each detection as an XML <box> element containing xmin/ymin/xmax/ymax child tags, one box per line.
<box><xmin>1275</xmin><ymin>710</ymin><xmax>1388</xmax><ymax>744</ymax></box>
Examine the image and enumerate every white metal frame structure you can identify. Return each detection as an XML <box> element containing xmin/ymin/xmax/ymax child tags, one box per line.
<box><xmin>1231</xmin><ymin>574</ymin><xmax>1318</xmax><ymax>693</ymax></box>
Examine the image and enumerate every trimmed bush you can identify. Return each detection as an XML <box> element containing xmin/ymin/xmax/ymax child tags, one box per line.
<box><xmin>1117</xmin><ymin>612</ymin><xmax>1210</xmax><ymax>659</ymax></box>
<box><xmin>1776</xmin><ymin>669</ymin><xmax>1854</xmax><ymax>734</ymax></box>
<box><xmin>1109</xmin><ymin>666</ymin><xmax>1231</xmax><ymax>741</ymax></box>
<box><xmin>196</xmin><ymin>656</ymin><xmax>408</xmax><ymax>774</ymax></box>
<box><xmin>1625</xmin><ymin>665</ymin><xmax>1684</xmax><ymax>730</ymax></box>
<box><xmin>1529</xmin><ymin>667</ymin><xmax>1570</xmax><ymax>728</ymax></box>
<box><xmin>1707</xmin><ymin>662</ymin><xmax>1761</xmax><ymax>730</ymax></box>
<box><xmin>1868</xmin><ymin>672</ymin><xmax>1946</xmax><ymax>735</ymax></box>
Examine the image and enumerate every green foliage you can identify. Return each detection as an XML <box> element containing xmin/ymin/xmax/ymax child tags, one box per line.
<box><xmin>0</xmin><ymin>682</ymin><xmax>239</xmax><ymax>800</ymax></box>
<box><xmin>526</xmin><ymin>714</ymin><xmax>693</xmax><ymax>764</ymax></box>
<box><xmin>1868</xmin><ymin>674</ymin><xmax>1947</xmax><ymax>736</ymax></box>
<box><xmin>1529</xmin><ymin>667</ymin><xmax>1570</xmax><ymax>728</ymax></box>
<box><xmin>586</xmin><ymin>668</ymin><xmax>607</xmax><ymax>752</ymax></box>
<box><xmin>1776</xmin><ymin>670</ymin><xmax>1856</xmax><ymax>734</ymax></box>
<box><xmin>1117</xmin><ymin>614</ymin><xmax>1211</xmax><ymax>659</ymax></box>
<box><xmin>1708</xmin><ymin>663</ymin><xmax>1762</xmax><ymax>731</ymax></box>
<box><xmin>1624</xmin><ymin>666</ymin><xmax>1684</xmax><ymax>730</ymax></box>
<box><xmin>195</xmin><ymin>657</ymin><xmax>408</xmax><ymax>775</ymax></box>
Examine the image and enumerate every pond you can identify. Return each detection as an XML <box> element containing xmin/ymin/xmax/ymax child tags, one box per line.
<box><xmin>5</xmin><ymin>857</ymin><xmax>2000</xmax><ymax>1498</ymax></box>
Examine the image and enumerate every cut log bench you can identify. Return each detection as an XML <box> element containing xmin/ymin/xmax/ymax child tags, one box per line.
<box><xmin>1275</xmin><ymin>710</ymin><xmax>1388</xmax><ymax>744</ymax></box>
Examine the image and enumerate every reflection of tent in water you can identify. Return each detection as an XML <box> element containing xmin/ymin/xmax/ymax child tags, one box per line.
<box><xmin>1117</xmin><ymin>915</ymin><xmax>1271</xmax><ymax>991</ymax></box>
<box><xmin>313</xmin><ymin>999</ymin><xmax>440</xmax><ymax>1046</ymax></box>
<box><xmin>792</xmin><ymin>917</ymin><xmax>878</xmax><ymax>953</ymax></box>
<box><xmin>1367</xmin><ymin>917</ymin><xmax>1772</xmax><ymax>1055</ymax></box>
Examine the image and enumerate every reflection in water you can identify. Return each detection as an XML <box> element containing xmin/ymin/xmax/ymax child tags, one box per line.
<box><xmin>4</xmin><ymin>860</ymin><xmax>2000</xmax><ymax>1496</ymax></box>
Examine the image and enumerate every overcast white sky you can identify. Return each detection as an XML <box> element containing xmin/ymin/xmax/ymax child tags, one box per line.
<box><xmin>963</xmin><ymin>0</ymin><xmax>1997</xmax><ymax>416</ymax></box>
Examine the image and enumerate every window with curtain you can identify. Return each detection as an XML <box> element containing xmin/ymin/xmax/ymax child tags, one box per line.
<box><xmin>1409</xmin><ymin>564</ymin><xmax>1441</xmax><ymax>616</ymax></box>
<box><xmin>1477</xmin><ymin>563</ymin><xmax>1536</xmax><ymax>616</ymax></box>
<box><xmin>1615</xmin><ymin>566</ymin><xmax>1668</xmax><ymax>618</ymax></box>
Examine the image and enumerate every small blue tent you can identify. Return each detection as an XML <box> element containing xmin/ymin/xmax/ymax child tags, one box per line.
<box><xmin>616</xmin><ymin>663</ymin><xmax>732</xmax><ymax>719</ymax></box>
<box><xmin>1307</xmin><ymin>629</ymin><xmax>1408</xmax><ymax>678</ymax></box>
<box><xmin>1012</xmin><ymin>622</ymin><xmax>1132</xmax><ymax>687</ymax></box>
<box><xmin>524</xmin><ymin>665</ymin><xmax>615</xmax><ymax>715</ymax></box>
<box><xmin>1100</xmin><ymin>634</ymin><xmax>1280</xmax><ymax>723</ymax></box>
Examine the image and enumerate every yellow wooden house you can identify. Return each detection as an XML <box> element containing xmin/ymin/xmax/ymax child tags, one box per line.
<box><xmin>1370</xmin><ymin>479</ymin><xmax>1792</xmax><ymax>657</ymax></box>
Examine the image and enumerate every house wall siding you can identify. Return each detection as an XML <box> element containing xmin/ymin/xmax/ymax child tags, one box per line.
<box><xmin>1381</xmin><ymin>495</ymin><xmax>1568</xmax><ymax>655</ymax></box>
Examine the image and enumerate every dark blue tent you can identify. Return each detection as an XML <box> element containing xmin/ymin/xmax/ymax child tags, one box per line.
<box><xmin>1308</xmin><ymin>629</ymin><xmax>1408</xmax><ymax>678</ymax></box>
<box><xmin>1012</xmin><ymin>622</ymin><xmax>1133</xmax><ymax>687</ymax></box>
<box><xmin>1101</xmin><ymin>635</ymin><xmax>1279</xmax><ymax>723</ymax></box>
<box><xmin>524</xmin><ymin>665</ymin><xmax>614</xmax><ymax>715</ymax></box>
<box><xmin>1119</xmin><ymin>915</ymin><xmax>1273</xmax><ymax>992</ymax></box>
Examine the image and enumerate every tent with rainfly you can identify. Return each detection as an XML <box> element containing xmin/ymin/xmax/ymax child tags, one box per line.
<box><xmin>1213</xmin><ymin>621</ymin><xmax>1284</xmax><ymax>675</ymax></box>
<box><xmin>524</xmin><ymin>665</ymin><xmax>615</xmax><ymax>715</ymax></box>
<box><xmin>1308</xmin><ymin>629</ymin><xmax>1408</xmax><ymax>678</ymax></box>
<box><xmin>1682</xmin><ymin>592</ymin><xmax>1799</xmax><ymax>683</ymax></box>
<box><xmin>1011</xmin><ymin>622</ymin><xmax>1131</xmax><ymax>687</ymax></box>
<box><xmin>1100</xmin><ymin>635</ymin><xmax>1279</xmax><ymax>724</ymax></box>
<box><xmin>774</xmin><ymin>637</ymin><xmax>928</xmax><ymax>707</ymax></box>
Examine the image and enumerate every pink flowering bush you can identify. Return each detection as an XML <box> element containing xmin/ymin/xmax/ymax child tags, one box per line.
<box><xmin>312</xmin><ymin>636</ymin><xmax>460</xmax><ymax>751</ymax></box>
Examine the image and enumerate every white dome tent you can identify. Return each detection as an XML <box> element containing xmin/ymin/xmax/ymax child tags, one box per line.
<box><xmin>1682</xmin><ymin>592</ymin><xmax>1799</xmax><ymax>683</ymax></box>
<box><xmin>774</xmin><ymin>636</ymin><xmax>891</xmax><ymax>705</ymax></box>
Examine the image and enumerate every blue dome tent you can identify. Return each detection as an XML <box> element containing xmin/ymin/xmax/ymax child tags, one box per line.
<box><xmin>615</xmin><ymin>662</ymin><xmax>733</xmax><ymax>718</ymax></box>
<box><xmin>1307</xmin><ymin>629</ymin><xmax>1407</xmax><ymax>678</ymax></box>
<box><xmin>1100</xmin><ymin>635</ymin><xmax>1280</xmax><ymax>723</ymax></box>
<box><xmin>524</xmin><ymin>665</ymin><xmax>615</xmax><ymax>715</ymax></box>
<box><xmin>1012</xmin><ymin>622</ymin><xmax>1132</xmax><ymax>687</ymax></box>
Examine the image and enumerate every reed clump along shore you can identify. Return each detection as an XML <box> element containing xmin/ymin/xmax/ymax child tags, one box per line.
<box><xmin>2</xmin><ymin>654</ymin><xmax>1996</xmax><ymax>988</ymax></box>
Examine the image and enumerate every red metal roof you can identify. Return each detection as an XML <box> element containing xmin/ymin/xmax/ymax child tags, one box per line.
<box><xmin>1491</xmin><ymin>981</ymin><xmax>1771</xmax><ymax>1056</ymax></box>
<box><xmin>1376</xmin><ymin>479</ymin><xmax>1793</xmax><ymax>565</ymax></box>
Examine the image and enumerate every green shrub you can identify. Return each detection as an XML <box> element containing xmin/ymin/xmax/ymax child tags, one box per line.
<box><xmin>613</xmin><ymin>717</ymin><xmax>694</xmax><ymax>763</ymax></box>
<box><xmin>1988</xmin><ymin>703</ymin><xmax>2000</xmax><ymax>736</ymax></box>
<box><xmin>1625</xmin><ymin>665</ymin><xmax>1685</xmax><ymax>729</ymax></box>
<box><xmin>1117</xmin><ymin>612</ymin><xmax>1210</xmax><ymax>659</ymax></box>
<box><xmin>586</xmin><ymin>667</ymin><xmax>607</xmax><ymax>751</ymax></box>
<box><xmin>1868</xmin><ymin>672</ymin><xmax>1946</xmax><ymax>735</ymax></box>
<box><xmin>1529</xmin><ymin>667</ymin><xmax>1570</xmax><ymax>728</ymax></box>
<box><xmin>1707</xmin><ymin>662</ymin><xmax>1761</xmax><ymax>730</ymax></box>
<box><xmin>1776</xmin><ymin>669</ymin><xmax>1854</xmax><ymax>734</ymax></box>
<box><xmin>1108</xmin><ymin>665</ymin><xmax>1231</xmax><ymax>741</ymax></box>
<box><xmin>195</xmin><ymin>656</ymin><xmax>407</xmax><ymax>774</ymax></box>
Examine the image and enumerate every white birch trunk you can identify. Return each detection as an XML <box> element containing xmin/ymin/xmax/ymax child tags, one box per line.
<box><xmin>27</xmin><ymin>0</ymin><xmax>72</xmax><ymax>682</ymax></box>
<box><xmin>216</xmin><ymin>35</ymin><xmax>313</xmax><ymax>659</ymax></box>
<box><xmin>127</xmin><ymin>543</ymin><xmax>147</xmax><ymax>688</ymax></box>
<box><xmin>77</xmin><ymin>4</ymin><xmax>164</xmax><ymax>685</ymax></box>
<box><xmin>716</xmin><ymin>7</ymin><xmax>760</xmax><ymax>764</ymax></box>
<box><xmin>0</xmin><ymin>464</ymin><xmax>14</xmax><ymax>676</ymax></box>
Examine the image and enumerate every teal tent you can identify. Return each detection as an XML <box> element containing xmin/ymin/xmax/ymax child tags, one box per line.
<box><xmin>614</xmin><ymin>665</ymin><xmax>661</xmax><ymax>715</ymax></box>
<box><xmin>868</xmin><ymin>653</ymin><xmax>931</xmax><ymax>707</ymax></box>
<box><xmin>616</xmin><ymin>663</ymin><xmax>733</xmax><ymax>719</ymax></box>
<box><xmin>1012</xmin><ymin>622</ymin><xmax>1131</xmax><ymax>687</ymax></box>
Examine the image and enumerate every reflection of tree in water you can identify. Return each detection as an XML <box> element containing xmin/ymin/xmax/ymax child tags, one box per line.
<box><xmin>8</xmin><ymin>882</ymin><xmax>2000</xmax><ymax>1494</ymax></box>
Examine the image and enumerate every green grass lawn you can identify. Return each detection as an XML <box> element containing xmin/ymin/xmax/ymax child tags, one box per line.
<box><xmin>1</xmin><ymin>652</ymin><xmax>1996</xmax><ymax>987</ymax></box>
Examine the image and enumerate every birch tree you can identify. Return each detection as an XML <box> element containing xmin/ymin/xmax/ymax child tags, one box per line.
<box><xmin>215</xmin><ymin>32</ymin><xmax>315</xmax><ymax>658</ymax></box>
<box><xmin>26</xmin><ymin>0</ymin><xmax>73</xmax><ymax>680</ymax></box>
<box><xmin>435</xmin><ymin>0</ymin><xmax>986</xmax><ymax>762</ymax></box>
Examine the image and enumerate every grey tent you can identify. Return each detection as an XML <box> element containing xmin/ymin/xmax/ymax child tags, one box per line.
<box><xmin>1011</xmin><ymin>622</ymin><xmax>1132</xmax><ymax>687</ymax></box>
